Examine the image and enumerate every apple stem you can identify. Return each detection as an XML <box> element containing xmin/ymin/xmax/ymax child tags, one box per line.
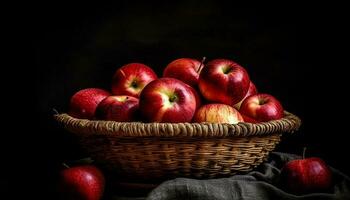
<box><xmin>62</xmin><ymin>163</ymin><xmax>70</xmax><ymax>169</ymax></box>
<box><xmin>303</xmin><ymin>147</ymin><xmax>307</xmax><ymax>159</ymax></box>
<box><xmin>169</xmin><ymin>95</ymin><xmax>178</xmax><ymax>103</ymax></box>
<box><xmin>52</xmin><ymin>108</ymin><xmax>59</xmax><ymax>115</ymax></box>
<box><xmin>120</xmin><ymin>69</ymin><xmax>126</xmax><ymax>78</ymax></box>
<box><xmin>197</xmin><ymin>56</ymin><xmax>206</xmax><ymax>74</ymax></box>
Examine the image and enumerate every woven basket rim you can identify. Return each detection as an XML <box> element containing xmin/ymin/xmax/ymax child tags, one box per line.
<box><xmin>54</xmin><ymin>111</ymin><xmax>301</xmax><ymax>137</ymax></box>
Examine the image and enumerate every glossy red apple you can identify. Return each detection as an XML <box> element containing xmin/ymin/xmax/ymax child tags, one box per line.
<box><xmin>280</xmin><ymin>149</ymin><xmax>332</xmax><ymax>194</ymax></box>
<box><xmin>139</xmin><ymin>78</ymin><xmax>197</xmax><ymax>123</ymax></box>
<box><xmin>95</xmin><ymin>95</ymin><xmax>139</xmax><ymax>122</ymax></box>
<box><xmin>241</xmin><ymin>114</ymin><xmax>259</xmax><ymax>123</ymax></box>
<box><xmin>198</xmin><ymin>59</ymin><xmax>250</xmax><ymax>105</ymax></box>
<box><xmin>187</xmin><ymin>85</ymin><xmax>202</xmax><ymax>109</ymax></box>
<box><xmin>59</xmin><ymin>165</ymin><xmax>105</xmax><ymax>200</ymax></box>
<box><xmin>69</xmin><ymin>88</ymin><xmax>111</xmax><ymax>119</ymax></box>
<box><xmin>111</xmin><ymin>63</ymin><xmax>157</xmax><ymax>98</ymax></box>
<box><xmin>163</xmin><ymin>57</ymin><xmax>204</xmax><ymax>87</ymax></box>
<box><xmin>233</xmin><ymin>82</ymin><xmax>258</xmax><ymax>109</ymax></box>
<box><xmin>193</xmin><ymin>104</ymin><xmax>243</xmax><ymax>124</ymax></box>
<box><xmin>239</xmin><ymin>94</ymin><xmax>284</xmax><ymax>122</ymax></box>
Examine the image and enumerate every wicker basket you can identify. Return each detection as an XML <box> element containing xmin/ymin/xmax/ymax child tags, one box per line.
<box><xmin>54</xmin><ymin>111</ymin><xmax>301</xmax><ymax>180</ymax></box>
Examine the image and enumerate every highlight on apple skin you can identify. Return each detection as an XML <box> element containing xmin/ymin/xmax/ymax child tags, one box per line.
<box><xmin>112</xmin><ymin>63</ymin><xmax>157</xmax><ymax>98</ymax></box>
<box><xmin>95</xmin><ymin>95</ymin><xmax>139</xmax><ymax>122</ymax></box>
<box><xmin>139</xmin><ymin>78</ymin><xmax>197</xmax><ymax>123</ymax></box>
<box><xmin>198</xmin><ymin>59</ymin><xmax>250</xmax><ymax>106</ymax></box>
<box><xmin>163</xmin><ymin>58</ymin><xmax>202</xmax><ymax>87</ymax></box>
<box><xmin>239</xmin><ymin>93</ymin><xmax>284</xmax><ymax>122</ymax></box>
<box><xmin>193</xmin><ymin>103</ymin><xmax>244</xmax><ymax>124</ymax></box>
<box><xmin>68</xmin><ymin>88</ymin><xmax>111</xmax><ymax>119</ymax></box>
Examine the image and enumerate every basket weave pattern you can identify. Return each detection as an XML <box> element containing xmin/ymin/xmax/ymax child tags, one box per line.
<box><xmin>54</xmin><ymin>111</ymin><xmax>301</xmax><ymax>179</ymax></box>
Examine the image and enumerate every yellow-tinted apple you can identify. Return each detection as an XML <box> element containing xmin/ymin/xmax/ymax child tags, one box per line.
<box><xmin>193</xmin><ymin>103</ymin><xmax>243</xmax><ymax>124</ymax></box>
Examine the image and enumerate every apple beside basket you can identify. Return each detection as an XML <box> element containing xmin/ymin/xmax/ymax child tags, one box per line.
<box><xmin>54</xmin><ymin>110</ymin><xmax>301</xmax><ymax>180</ymax></box>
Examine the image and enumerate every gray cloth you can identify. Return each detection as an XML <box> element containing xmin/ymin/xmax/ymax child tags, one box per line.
<box><xmin>145</xmin><ymin>152</ymin><xmax>350</xmax><ymax>200</ymax></box>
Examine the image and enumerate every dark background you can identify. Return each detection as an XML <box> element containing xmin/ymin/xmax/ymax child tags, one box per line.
<box><xmin>5</xmin><ymin>2</ymin><xmax>345</xmax><ymax>199</ymax></box>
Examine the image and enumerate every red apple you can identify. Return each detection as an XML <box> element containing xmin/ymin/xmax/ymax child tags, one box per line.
<box><xmin>59</xmin><ymin>165</ymin><xmax>105</xmax><ymax>200</ymax></box>
<box><xmin>233</xmin><ymin>82</ymin><xmax>258</xmax><ymax>109</ymax></box>
<box><xmin>187</xmin><ymin>85</ymin><xmax>202</xmax><ymax>109</ymax></box>
<box><xmin>239</xmin><ymin>94</ymin><xmax>284</xmax><ymax>122</ymax></box>
<box><xmin>198</xmin><ymin>59</ymin><xmax>250</xmax><ymax>105</ymax></box>
<box><xmin>111</xmin><ymin>63</ymin><xmax>157</xmax><ymax>98</ymax></box>
<box><xmin>69</xmin><ymin>88</ymin><xmax>111</xmax><ymax>119</ymax></box>
<box><xmin>95</xmin><ymin>95</ymin><xmax>139</xmax><ymax>122</ymax></box>
<box><xmin>163</xmin><ymin>58</ymin><xmax>204</xmax><ymax>87</ymax></box>
<box><xmin>139</xmin><ymin>78</ymin><xmax>197</xmax><ymax>123</ymax></box>
<box><xmin>280</xmin><ymin>150</ymin><xmax>332</xmax><ymax>194</ymax></box>
<box><xmin>193</xmin><ymin>104</ymin><xmax>243</xmax><ymax>124</ymax></box>
<box><xmin>241</xmin><ymin>114</ymin><xmax>259</xmax><ymax>123</ymax></box>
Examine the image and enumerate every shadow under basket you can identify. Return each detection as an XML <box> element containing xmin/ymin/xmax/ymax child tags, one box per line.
<box><xmin>54</xmin><ymin>111</ymin><xmax>301</xmax><ymax>180</ymax></box>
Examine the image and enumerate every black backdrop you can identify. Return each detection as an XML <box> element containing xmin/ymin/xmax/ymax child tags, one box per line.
<box><xmin>9</xmin><ymin>2</ymin><xmax>345</xmax><ymax>199</ymax></box>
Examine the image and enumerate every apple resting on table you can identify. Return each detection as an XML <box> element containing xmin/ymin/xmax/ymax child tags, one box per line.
<box><xmin>59</xmin><ymin>165</ymin><xmax>105</xmax><ymax>200</ymax></box>
<box><xmin>280</xmin><ymin>149</ymin><xmax>333</xmax><ymax>194</ymax></box>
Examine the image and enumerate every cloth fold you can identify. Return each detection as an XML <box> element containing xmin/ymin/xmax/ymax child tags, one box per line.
<box><xmin>146</xmin><ymin>152</ymin><xmax>350</xmax><ymax>200</ymax></box>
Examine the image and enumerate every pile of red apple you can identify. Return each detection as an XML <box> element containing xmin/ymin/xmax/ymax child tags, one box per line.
<box><xmin>68</xmin><ymin>58</ymin><xmax>285</xmax><ymax>124</ymax></box>
<box><xmin>63</xmin><ymin>58</ymin><xmax>337</xmax><ymax>198</ymax></box>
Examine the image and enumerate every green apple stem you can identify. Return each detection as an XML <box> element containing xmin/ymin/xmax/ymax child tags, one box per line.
<box><xmin>302</xmin><ymin>147</ymin><xmax>307</xmax><ymax>159</ymax></box>
<box><xmin>62</xmin><ymin>163</ymin><xmax>70</xmax><ymax>169</ymax></box>
<box><xmin>197</xmin><ymin>56</ymin><xmax>206</xmax><ymax>74</ymax></box>
<box><xmin>169</xmin><ymin>95</ymin><xmax>178</xmax><ymax>103</ymax></box>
